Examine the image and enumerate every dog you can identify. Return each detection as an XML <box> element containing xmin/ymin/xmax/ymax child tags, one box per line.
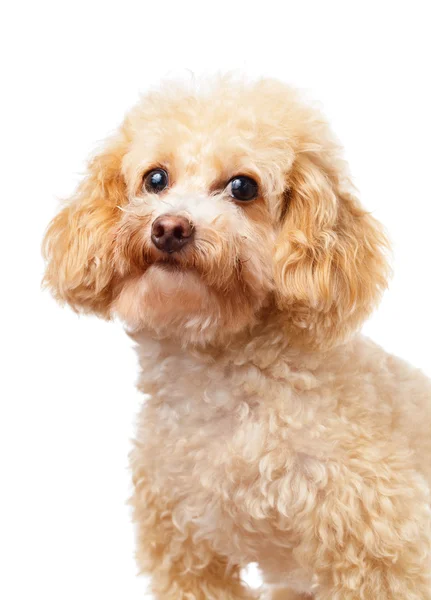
<box><xmin>43</xmin><ymin>76</ymin><xmax>431</xmax><ymax>600</ymax></box>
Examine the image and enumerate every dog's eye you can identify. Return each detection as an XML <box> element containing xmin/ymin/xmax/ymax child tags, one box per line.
<box><xmin>144</xmin><ymin>169</ymin><xmax>169</xmax><ymax>193</ymax></box>
<box><xmin>228</xmin><ymin>176</ymin><xmax>258</xmax><ymax>202</ymax></box>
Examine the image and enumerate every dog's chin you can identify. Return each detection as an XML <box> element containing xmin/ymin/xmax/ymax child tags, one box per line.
<box><xmin>113</xmin><ymin>263</ymin><xmax>260</xmax><ymax>345</ymax></box>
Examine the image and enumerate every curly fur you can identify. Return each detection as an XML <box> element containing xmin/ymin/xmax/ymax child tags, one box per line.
<box><xmin>43</xmin><ymin>75</ymin><xmax>431</xmax><ymax>599</ymax></box>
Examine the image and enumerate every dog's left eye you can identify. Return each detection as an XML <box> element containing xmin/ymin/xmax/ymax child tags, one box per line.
<box><xmin>143</xmin><ymin>168</ymin><xmax>169</xmax><ymax>193</ymax></box>
<box><xmin>228</xmin><ymin>176</ymin><xmax>258</xmax><ymax>202</ymax></box>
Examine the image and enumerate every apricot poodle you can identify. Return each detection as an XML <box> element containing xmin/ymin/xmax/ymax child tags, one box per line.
<box><xmin>43</xmin><ymin>76</ymin><xmax>431</xmax><ymax>599</ymax></box>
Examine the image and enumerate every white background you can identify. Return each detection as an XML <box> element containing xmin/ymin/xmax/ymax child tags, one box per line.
<box><xmin>1</xmin><ymin>1</ymin><xmax>430</xmax><ymax>598</ymax></box>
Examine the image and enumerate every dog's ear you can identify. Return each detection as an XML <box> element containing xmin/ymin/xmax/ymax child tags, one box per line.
<box><xmin>273</xmin><ymin>149</ymin><xmax>390</xmax><ymax>349</ymax></box>
<box><xmin>42</xmin><ymin>133</ymin><xmax>128</xmax><ymax>316</ymax></box>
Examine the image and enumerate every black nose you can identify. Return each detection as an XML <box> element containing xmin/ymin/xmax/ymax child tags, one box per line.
<box><xmin>151</xmin><ymin>215</ymin><xmax>194</xmax><ymax>253</ymax></box>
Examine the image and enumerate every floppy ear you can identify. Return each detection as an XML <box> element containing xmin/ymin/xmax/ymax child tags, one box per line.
<box><xmin>274</xmin><ymin>150</ymin><xmax>390</xmax><ymax>349</ymax></box>
<box><xmin>42</xmin><ymin>133</ymin><xmax>128</xmax><ymax>316</ymax></box>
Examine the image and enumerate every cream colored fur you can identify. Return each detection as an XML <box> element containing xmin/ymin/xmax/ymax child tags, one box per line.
<box><xmin>43</xmin><ymin>76</ymin><xmax>431</xmax><ymax>599</ymax></box>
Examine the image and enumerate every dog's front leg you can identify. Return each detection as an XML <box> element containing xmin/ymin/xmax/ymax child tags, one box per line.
<box><xmin>131</xmin><ymin>470</ymin><xmax>256</xmax><ymax>600</ymax></box>
<box><xmin>291</xmin><ymin>465</ymin><xmax>431</xmax><ymax>600</ymax></box>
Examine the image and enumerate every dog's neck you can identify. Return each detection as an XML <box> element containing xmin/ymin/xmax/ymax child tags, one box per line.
<box><xmin>130</xmin><ymin>308</ymin><xmax>358</xmax><ymax>431</ymax></box>
<box><xmin>130</xmin><ymin>307</ymin><xmax>338</xmax><ymax>376</ymax></box>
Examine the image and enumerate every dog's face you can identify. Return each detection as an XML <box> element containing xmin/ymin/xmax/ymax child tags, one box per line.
<box><xmin>43</xmin><ymin>77</ymin><xmax>389</xmax><ymax>348</ymax></box>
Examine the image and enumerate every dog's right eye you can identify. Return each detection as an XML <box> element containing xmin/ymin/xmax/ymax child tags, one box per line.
<box><xmin>143</xmin><ymin>169</ymin><xmax>169</xmax><ymax>193</ymax></box>
<box><xmin>227</xmin><ymin>175</ymin><xmax>258</xmax><ymax>202</ymax></box>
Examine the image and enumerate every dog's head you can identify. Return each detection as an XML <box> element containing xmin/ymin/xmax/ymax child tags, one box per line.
<box><xmin>43</xmin><ymin>77</ymin><xmax>389</xmax><ymax>348</ymax></box>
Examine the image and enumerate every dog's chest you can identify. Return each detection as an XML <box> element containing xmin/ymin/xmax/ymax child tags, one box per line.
<box><xmin>134</xmin><ymin>337</ymin><xmax>284</xmax><ymax>558</ymax></box>
<box><xmin>133</xmin><ymin>335</ymin><xmax>329</xmax><ymax>564</ymax></box>
<box><xmin>135</xmin><ymin>339</ymin><xmax>263</xmax><ymax>485</ymax></box>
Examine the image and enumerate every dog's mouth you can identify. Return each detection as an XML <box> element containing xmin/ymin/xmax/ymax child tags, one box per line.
<box><xmin>151</xmin><ymin>254</ymin><xmax>187</xmax><ymax>270</ymax></box>
<box><xmin>148</xmin><ymin>244</ymin><xmax>199</xmax><ymax>272</ymax></box>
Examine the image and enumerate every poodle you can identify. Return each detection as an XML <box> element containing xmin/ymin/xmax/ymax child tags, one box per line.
<box><xmin>43</xmin><ymin>76</ymin><xmax>431</xmax><ymax>600</ymax></box>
